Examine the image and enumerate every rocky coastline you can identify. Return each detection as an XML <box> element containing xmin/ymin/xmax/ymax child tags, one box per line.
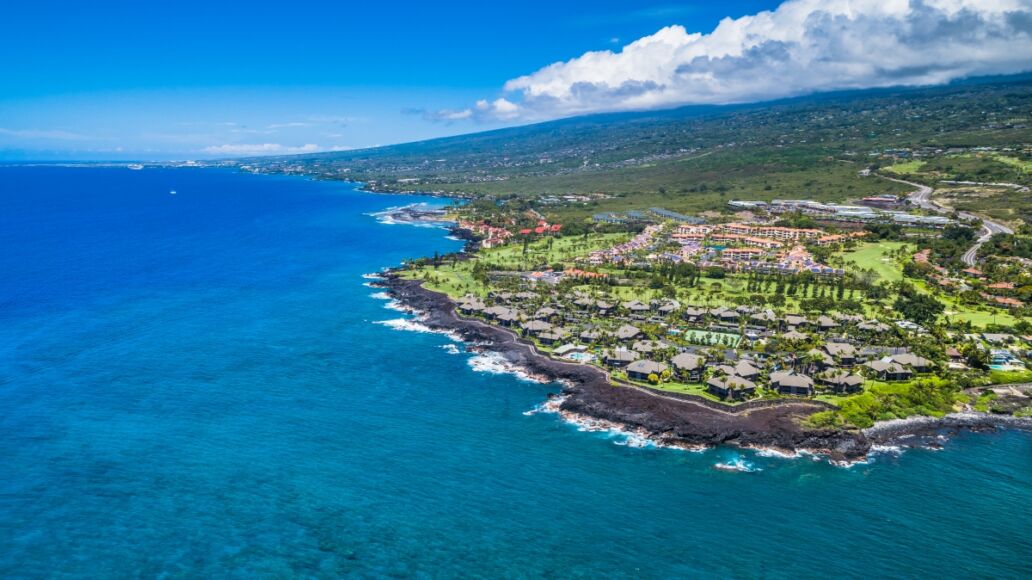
<box><xmin>374</xmin><ymin>219</ymin><xmax>1031</xmax><ymax>462</ymax></box>
<box><xmin>381</xmin><ymin>273</ymin><xmax>882</xmax><ymax>461</ymax></box>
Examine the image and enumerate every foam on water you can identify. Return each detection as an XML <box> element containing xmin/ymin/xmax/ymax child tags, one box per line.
<box><xmin>713</xmin><ymin>456</ymin><xmax>762</xmax><ymax>473</ymax></box>
<box><xmin>466</xmin><ymin>351</ymin><xmax>548</xmax><ymax>383</ymax></box>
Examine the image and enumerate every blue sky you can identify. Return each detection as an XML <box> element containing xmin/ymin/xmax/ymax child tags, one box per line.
<box><xmin>3</xmin><ymin>0</ymin><xmax>1030</xmax><ymax>160</ymax></box>
<box><xmin>0</xmin><ymin>1</ymin><xmax>779</xmax><ymax>159</ymax></box>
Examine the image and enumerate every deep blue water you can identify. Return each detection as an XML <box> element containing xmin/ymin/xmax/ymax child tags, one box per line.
<box><xmin>1</xmin><ymin>166</ymin><xmax>1030</xmax><ymax>578</ymax></box>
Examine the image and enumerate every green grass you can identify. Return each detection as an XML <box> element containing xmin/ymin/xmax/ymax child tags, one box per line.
<box><xmin>673</xmin><ymin>329</ymin><xmax>741</xmax><ymax>348</ymax></box>
<box><xmin>479</xmin><ymin>233</ymin><xmax>626</xmax><ymax>269</ymax></box>
<box><xmin>836</xmin><ymin>242</ymin><xmax>911</xmax><ymax>283</ymax></box>
<box><xmin>989</xmin><ymin>369</ymin><xmax>1032</xmax><ymax>385</ymax></box>
<box><xmin>806</xmin><ymin>377</ymin><xmax>966</xmax><ymax>429</ymax></box>
<box><xmin>911</xmin><ymin>279</ymin><xmax>1020</xmax><ymax>327</ymax></box>
<box><xmin>632</xmin><ymin>381</ymin><xmax>733</xmax><ymax>403</ymax></box>
<box><xmin>991</xmin><ymin>154</ymin><xmax>1032</xmax><ymax>174</ymax></box>
<box><xmin>883</xmin><ymin>160</ymin><xmax>926</xmax><ymax>175</ymax></box>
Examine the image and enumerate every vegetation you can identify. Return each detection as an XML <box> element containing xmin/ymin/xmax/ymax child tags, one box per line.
<box><xmin>243</xmin><ymin>77</ymin><xmax>1032</xmax><ymax>221</ymax></box>
<box><xmin>807</xmin><ymin>378</ymin><xmax>965</xmax><ymax>429</ymax></box>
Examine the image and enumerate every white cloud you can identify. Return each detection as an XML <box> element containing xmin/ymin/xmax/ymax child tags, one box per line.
<box><xmin>266</xmin><ymin>121</ymin><xmax>314</xmax><ymax>129</ymax></box>
<box><xmin>465</xmin><ymin>0</ymin><xmax>1032</xmax><ymax>121</ymax></box>
<box><xmin>200</xmin><ymin>143</ymin><xmax>353</xmax><ymax>156</ymax></box>
<box><xmin>0</xmin><ymin>127</ymin><xmax>90</xmax><ymax>140</ymax></box>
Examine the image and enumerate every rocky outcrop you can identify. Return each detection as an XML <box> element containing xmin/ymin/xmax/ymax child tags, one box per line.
<box><xmin>383</xmin><ymin>274</ymin><xmax>873</xmax><ymax>461</ymax></box>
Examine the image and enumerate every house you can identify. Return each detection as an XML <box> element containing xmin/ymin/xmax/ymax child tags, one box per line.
<box><xmin>603</xmin><ymin>349</ymin><xmax>640</xmax><ymax>367</ymax></box>
<box><xmin>615</xmin><ymin>324</ymin><xmax>642</xmax><ymax>341</ymax></box>
<box><xmin>805</xmin><ymin>348</ymin><xmax>835</xmax><ymax>371</ymax></box>
<box><xmin>579</xmin><ymin>329</ymin><xmax>603</xmax><ymax>342</ymax></box>
<box><xmin>626</xmin><ymin>360</ymin><xmax>669</xmax><ymax>382</ymax></box>
<box><xmin>632</xmin><ymin>340</ymin><xmax>662</xmax><ymax>355</ymax></box>
<box><xmin>484</xmin><ymin>306</ymin><xmax>519</xmax><ymax>327</ymax></box>
<box><xmin>457</xmin><ymin>297</ymin><xmax>486</xmax><ymax>314</ymax></box>
<box><xmin>732</xmin><ymin>361</ymin><xmax>763</xmax><ymax>380</ymax></box>
<box><xmin>785</xmin><ymin>314</ymin><xmax>809</xmax><ymax>328</ymax></box>
<box><xmin>864</xmin><ymin>360</ymin><xmax>913</xmax><ymax>381</ymax></box>
<box><xmin>824</xmin><ymin>342</ymin><xmax>858</xmax><ymax>366</ymax></box>
<box><xmin>769</xmin><ymin>371</ymin><xmax>815</xmax><ymax>396</ymax></box>
<box><xmin>706</xmin><ymin>375</ymin><xmax>757</xmax><ymax>401</ymax></box>
<box><xmin>655</xmin><ymin>299</ymin><xmax>681</xmax><ymax>315</ymax></box>
<box><xmin>857</xmin><ymin>320</ymin><xmax>891</xmax><ymax>333</ymax></box>
<box><xmin>816</xmin><ymin>316</ymin><xmax>840</xmax><ymax>331</ymax></box>
<box><xmin>532</xmin><ymin>307</ymin><xmax>558</xmax><ymax>320</ymax></box>
<box><xmin>521</xmin><ymin>320</ymin><xmax>553</xmax><ymax>336</ymax></box>
<box><xmin>671</xmin><ymin>353</ymin><xmax>706</xmax><ymax>382</ymax></box>
<box><xmin>553</xmin><ymin>344</ymin><xmax>585</xmax><ymax>357</ymax></box>
<box><xmin>538</xmin><ymin>332</ymin><xmax>562</xmax><ymax>346</ymax></box>
<box><xmin>622</xmin><ymin>300</ymin><xmax>651</xmax><ymax>314</ymax></box>
<box><xmin>778</xmin><ymin>330</ymin><xmax>807</xmax><ymax>343</ymax></box>
<box><xmin>573</xmin><ymin>297</ymin><xmax>595</xmax><ymax>309</ymax></box>
<box><xmin>683</xmin><ymin>307</ymin><xmax>706</xmax><ymax>323</ymax></box>
<box><xmin>817</xmin><ymin>370</ymin><xmax>865</xmax><ymax>394</ymax></box>
<box><xmin>750</xmin><ymin>309</ymin><xmax>778</xmax><ymax>327</ymax></box>
<box><xmin>889</xmin><ymin>353</ymin><xmax>932</xmax><ymax>373</ymax></box>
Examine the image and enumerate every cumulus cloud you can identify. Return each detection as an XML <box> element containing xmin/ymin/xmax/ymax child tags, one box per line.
<box><xmin>200</xmin><ymin>143</ymin><xmax>352</xmax><ymax>156</ymax></box>
<box><xmin>461</xmin><ymin>0</ymin><xmax>1032</xmax><ymax>121</ymax></box>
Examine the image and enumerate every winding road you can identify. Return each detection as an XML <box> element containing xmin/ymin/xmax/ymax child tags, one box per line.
<box><xmin>882</xmin><ymin>176</ymin><xmax>1014</xmax><ymax>266</ymax></box>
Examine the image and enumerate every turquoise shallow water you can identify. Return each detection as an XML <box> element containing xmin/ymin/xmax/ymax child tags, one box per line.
<box><xmin>0</xmin><ymin>166</ymin><xmax>1030</xmax><ymax>578</ymax></box>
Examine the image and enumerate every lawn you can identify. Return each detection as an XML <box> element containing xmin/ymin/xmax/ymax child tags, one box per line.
<box><xmin>480</xmin><ymin>232</ymin><xmax>627</xmax><ymax>269</ymax></box>
<box><xmin>836</xmin><ymin>242</ymin><xmax>911</xmax><ymax>283</ymax></box>
<box><xmin>989</xmin><ymin>369</ymin><xmax>1032</xmax><ymax>385</ymax></box>
<box><xmin>633</xmin><ymin>381</ymin><xmax>730</xmax><ymax>403</ymax></box>
<box><xmin>991</xmin><ymin>154</ymin><xmax>1032</xmax><ymax>174</ymax></box>
<box><xmin>883</xmin><ymin>160</ymin><xmax>926</xmax><ymax>175</ymax></box>
<box><xmin>912</xmin><ymin>279</ymin><xmax>1019</xmax><ymax>327</ymax></box>
<box><xmin>672</xmin><ymin>328</ymin><xmax>741</xmax><ymax>348</ymax></box>
<box><xmin>400</xmin><ymin>264</ymin><xmax>481</xmax><ymax>299</ymax></box>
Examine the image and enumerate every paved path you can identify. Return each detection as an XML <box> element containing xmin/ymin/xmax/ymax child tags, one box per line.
<box><xmin>882</xmin><ymin>175</ymin><xmax>1013</xmax><ymax>266</ymax></box>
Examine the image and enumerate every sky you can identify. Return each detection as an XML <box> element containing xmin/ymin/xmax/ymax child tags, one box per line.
<box><xmin>2</xmin><ymin>0</ymin><xmax>1031</xmax><ymax>160</ymax></box>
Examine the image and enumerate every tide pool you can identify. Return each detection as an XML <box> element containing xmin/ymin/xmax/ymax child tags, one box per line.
<box><xmin>0</xmin><ymin>166</ymin><xmax>1029</xmax><ymax>578</ymax></box>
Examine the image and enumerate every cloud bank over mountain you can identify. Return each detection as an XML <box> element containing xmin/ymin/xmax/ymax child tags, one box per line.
<box><xmin>445</xmin><ymin>0</ymin><xmax>1032</xmax><ymax>122</ymax></box>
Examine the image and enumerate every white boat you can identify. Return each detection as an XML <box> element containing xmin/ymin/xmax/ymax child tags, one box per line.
<box><xmin>169</xmin><ymin>190</ymin><xmax>177</xmax><ymax>195</ymax></box>
<box><xmin>127</xmin><ymin>164</ymin><xmax>144</xmax><ymax>170</ymax></box>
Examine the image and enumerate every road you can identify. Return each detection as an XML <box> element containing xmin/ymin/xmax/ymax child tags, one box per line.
<box><xmin>883</xmin><ymin>175</ymin><xmax>1013</xmax><ymax>266</ymax></box>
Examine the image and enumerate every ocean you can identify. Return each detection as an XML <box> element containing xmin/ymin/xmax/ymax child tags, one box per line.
<box><xmin>0</xmin><ymin>166</ymin><xmax>1029</xmax><ymax>578</ymax></box>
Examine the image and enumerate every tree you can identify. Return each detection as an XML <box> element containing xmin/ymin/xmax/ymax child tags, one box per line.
<box><xmin>647</xmin><ymin>373</ymin><xmax>660</xmax><ymax>385</ymax></box>
<box><xmin>893</xmin><ymin>286</ymin><xmax>945</xmax><ymax>325</ymax></box>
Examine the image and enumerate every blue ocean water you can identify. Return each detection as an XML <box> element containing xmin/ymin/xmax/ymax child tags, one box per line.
<box><xmin>0</xmin><ymin>166</ymin><xmax>1029</xmax><ymax>578</ymax></box>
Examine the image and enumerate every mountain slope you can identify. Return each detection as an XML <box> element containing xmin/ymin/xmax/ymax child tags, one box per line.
<box><xmin>245</xmin><ymin>76</ymin><xmax>1032</xmax><ymax>216</ymax></box>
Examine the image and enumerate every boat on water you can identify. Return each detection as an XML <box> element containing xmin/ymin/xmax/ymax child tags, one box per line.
<box><xmin>169</xmin><ymin>190</ymin><xmax>177</xmax><ymax>195</ymax></box>
<box><xmin>127</xmin><ymin>163</ymin><xmax>144</xmax><ymax>170</ymax></box>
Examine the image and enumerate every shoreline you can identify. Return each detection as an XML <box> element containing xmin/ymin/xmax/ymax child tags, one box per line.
<box><xmin>380</xmin><ymin>272</ymin><xmax>876</xmax><ymax>461</ymax></box>
<box><xmin>378</xmin><ymin>270</ymin><xmax>1032</xmax><ymax>462</ymax></box>
<box><xmin>369</xmin><ymin>210</ymin><xmax>1031</xmax><ymax>464</ymax></box>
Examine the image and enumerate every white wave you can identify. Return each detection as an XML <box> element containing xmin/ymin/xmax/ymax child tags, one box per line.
<box><xmin>383</xmin><ymin>299</ymin><xmax>413</xmax><ymax>313</ymax></box>
<box><xmin>374</xmin><ymin>318</ymin><xmax>436</xmax><ymax>333</ymax></box>
<box><xmin>361</xmin><ymin>272</ymin><xmax>386</xmax><ymax>280</ymax></box>
<box><xmin>527</xmin><ymin>396</ymin><xmax>706</xmax><ymax>452</ymax></box>
<box><xmin>714</xmin><ymin>456</ymin><xmax>762</xmax><ymax>473</ymax></box>
<box><xmin>869</xmin><ymin>444</ymin><xmax>905</xmax><ymax>456</ymax></box>
<box><xmin>466</xmin><ymin>351</ymin><xmax>549</xmax><ymax>383</ymax></box>
<box><xmin>440</xmin><ymin>344</ymin><xmax>461</xmax><ymax>355</ymax></box>
<box><xmin>523</xmin><ymin>395</ymin><xmax>568</xmax><ymax>416</ymax></box>
<box><xmin>373</xmin><ymin>318</ymin><xmax>462</xmax><ymax>342</ymax></box>
<box><xmin>369</xmin><ymin>291</ymin><xmax>391</xmax><ymax>300</ymax></box>
<box><xmin>749</xmin><ymin>447</ymin><xmax>803</xmax><ymax>459</ymax></box>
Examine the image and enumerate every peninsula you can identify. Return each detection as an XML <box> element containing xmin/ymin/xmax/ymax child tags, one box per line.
<box><xmin>242</xmin><ymin>79</ymin><xmax>1032</xmax><ymax>460</ymax></box>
